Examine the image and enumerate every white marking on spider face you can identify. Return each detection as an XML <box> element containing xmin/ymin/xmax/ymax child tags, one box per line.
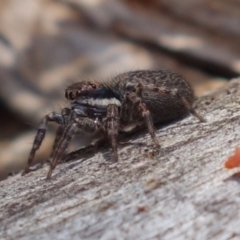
<box><xmin>77</xmin><ymin>98</ymin><xmax>122</xmax><ymax>107</ymax></box>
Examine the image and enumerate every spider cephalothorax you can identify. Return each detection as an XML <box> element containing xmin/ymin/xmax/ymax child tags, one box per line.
<box><xmin>23</xmin><ymin>70</ymin><xmax>204</xmax><ymax>179</ymax></box>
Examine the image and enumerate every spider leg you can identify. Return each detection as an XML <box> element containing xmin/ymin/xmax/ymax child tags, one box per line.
<box><xmin>106</xmin><ymin>104</ymin><xmax>120</xmax><ymax>161</ymax></box>
<box><xmin>136</xmin><ymin>83</ymin><xmax>204</xmax><ymax>122</ymax></box>
<box><xmin>49</xmin><ymin>125</ymin><xmax>65</xmax><ymax>161</ymax></box>
<box><xmin>178</xmin><ymin>95</ymin><xmax>204</xmax><ymax>122</ymax></box>
<box><xmin>47</xmin><ymin>122</ymin><xmax>78</xmax><ymax>179</ymax></box>
<box><xmin>49</xmin><ymin>108</ymin><xmax>72</xmax><ymax>159</ymax></box>
<box><xmin>23</xmin><ymin>112</ymin><xmax>67</xmax><ymax>175</ymax></box>
<box><xmin>126</xmin><ymin>92</ymin><xmax>160</xmax><ymax>148</ymax></box>
<box><xmin>47</xmin><ymin>117</ymin><xmax>101</xmax><ymax>179</ymax></box>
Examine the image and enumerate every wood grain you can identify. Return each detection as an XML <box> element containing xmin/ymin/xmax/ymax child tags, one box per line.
<box><xmin>1</xmin><ymin>78</ymin><xmax>240</xmax><ymax>239</ymax></box>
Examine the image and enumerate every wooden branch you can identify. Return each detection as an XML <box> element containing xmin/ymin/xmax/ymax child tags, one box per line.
<box><xmin>1</xmin><ymin>78</ymin><xmax>240</xmax><ymax>239</ymax></box>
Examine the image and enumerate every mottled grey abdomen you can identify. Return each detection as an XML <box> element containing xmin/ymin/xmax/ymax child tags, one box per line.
<box><xmin>114</xmin><ymin>70</ymin><xmax>195</xmax><ymax>124</ymax></box>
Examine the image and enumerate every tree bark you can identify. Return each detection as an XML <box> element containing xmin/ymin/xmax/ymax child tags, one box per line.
<box><xmin>1</xmin><ymin>78</ymin><xmax>240</xmax><ymax>239</ymax></box>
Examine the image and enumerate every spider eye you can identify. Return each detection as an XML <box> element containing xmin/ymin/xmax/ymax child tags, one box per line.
<box><xmin>91</xmin><ymin>84</ymin><xmax>97</xmax><ymax>89</ymax></box>
<box><xmin>65</xmin><ymin>91</ymin><xmax>68</xmax><ymax>99</ymax></box>
<box><xmin>66</xmin><ymin>91</ymin><xmax>75</xmax><ymax>100</ymax></box>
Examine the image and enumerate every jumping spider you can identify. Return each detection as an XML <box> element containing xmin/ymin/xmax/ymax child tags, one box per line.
<box><xmin>23</xmin><ymin>70</ymin><xmax>204</xmax><ymax>179</ymax></box>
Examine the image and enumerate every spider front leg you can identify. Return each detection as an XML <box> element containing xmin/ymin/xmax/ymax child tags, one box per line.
<box><xmin>23</xmin><ymin>111</ymin><xmax>69</xmax><ymax>175</ymax></box>
<box><xmin>49</xmin><ymin>108</ymin><xmax>73</xmax><ymax>159</ymax></box>
<box><xmin>47</xmin><ymin>117</ymin><xmax>101</xmax><ymax>179</ymax></box>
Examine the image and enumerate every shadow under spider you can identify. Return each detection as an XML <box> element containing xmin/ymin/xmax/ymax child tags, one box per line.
<box><xmin>52</xmin><ymin>119</ymin><xmax>188</xmax><ymax>167</ymax></box>
<box><xmin>40</xmin><ymin>114</ymin><xmax>198</xmax><ymax>177</ymax></box>
<box><xmin>60</xmin><ymin>137</ymin><xmax>149</xmax><ymax>164</ymax></box>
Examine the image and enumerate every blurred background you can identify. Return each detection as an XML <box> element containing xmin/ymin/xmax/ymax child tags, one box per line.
<box><xmin>1</xmin><ymin>0</ymin><xmax>240</xmax><ymax>180</ymax></box>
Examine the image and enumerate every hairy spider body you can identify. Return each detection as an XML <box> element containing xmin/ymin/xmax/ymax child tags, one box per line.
<box><xmin>23</xmin><ymin>70</ymin><xmax>203</xmax><ymax>179</ymax></box>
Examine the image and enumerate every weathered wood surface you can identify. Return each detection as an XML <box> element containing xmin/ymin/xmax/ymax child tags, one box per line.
<box><xmin>1</xmin><ymin>78</ymin><xmax>240</xmax><ymax>239</ymax></box>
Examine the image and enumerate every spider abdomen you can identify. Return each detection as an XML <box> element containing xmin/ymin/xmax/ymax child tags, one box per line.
<box><xmin>111</xmin><ymin>70</ymin><xmax>196</xmax><ymax>126</ymax></box>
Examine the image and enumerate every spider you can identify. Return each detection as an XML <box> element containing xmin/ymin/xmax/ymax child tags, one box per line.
<box><xmin>23</xmin><ymin>70</ymin><xmax>204</xmax><ymax>179</ymax></box>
